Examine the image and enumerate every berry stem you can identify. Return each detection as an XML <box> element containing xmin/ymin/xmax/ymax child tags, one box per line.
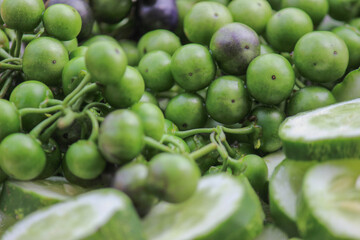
<box><xmin>86</xmin><ymin>110</ymin><xmax>99</xmax><ymax>142</ymax></box>
<box><xmin>144</xmin><ymin>136</ymin><xmax>175</xmax><ymax>153</ymax></box>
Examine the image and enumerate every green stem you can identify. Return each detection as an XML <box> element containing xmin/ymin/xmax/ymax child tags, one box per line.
<box><xmin>57</xmin><ymin>109</ymin><xmax>83</xmax><ymax>129</ymax></box>
<box><xmin>39</xmin><ymin>119</ymin><xmax>59</xmax><ymax>143</ymax></box>
<box><xmin>30</xmin><ymin>112</ymin><xmax>62</xmax><ymax>139</ymax></box>
<box><xmin>144</xmin><ymin>136</ymin><xmax>174</xmax><ymax>153</ymax></box>
<box><xmin>71</xmin><ymin>95</ymin><xmax>85</xmax><ymax>111</ymax></box>
<box><xmin>9</xmin><ymin>40</ymin><xmax>16</xmax><ymax>56</ymax></box>
<box><xmin>22</xmin><ymin>34</ymin><xmax>36</xmax><ymax>43</ymax></box>
<box><xmin>83</xmin><ymin>102</ymin><xmax>112</xmax><ymax>112</ymax></box>
<box><xmin>4</xmin><ymin>29</ymin><xmax>16</xmax><ymax>42</ymax></box>
<box><xmin>161</xmin><ymin>134</ymin><xmax>188</xmax><ymax>153</ymax></box>
<box><xmin>209</xmin><ymin>132</ymin><xmax>228</xmax><ymax>161</ymax></box>
<box><xmin>222</xmin><ymin>137</ymin><xmax>236</xmax><ymax>158</ymax></box>
<box><xmin>174</xmin><ymin>128</ymin><xmax>215</xmax><ymax>139</ymax></box>
<box><xmin>155</xmin><ymin>91</ymin><xmax>179</xmax><ymax>98</ymax></box>
<box><xmin>1</xmin><ymin>58</ymin><xmax>21</xmax><ymax>64</ymax></box>
<box><xmin>68</xmin><ymin>83</ymin><xmax>99</xmax><ymax>107</ymax></box>
<box><xmin>62</xmin><ymin>72</ymin><xmax>91</xmax><ymax>106</ymax></box>
<box><xmin>0</xmin><ymin>48</ymin><xmax>12</xmax><ymax>59</ymax></box>
<box><xmin>22</xmin><ymin>28</ymin><xmax>44</xmax><ymax>43</ymax></box>
<box><xmin>295</xmin><ymin>78</ymin><xmax>305</xmax><ymax>89</ymax></box>
<box><xmin>19</xmin><ymin>105</ymin><xmax>63</xmax><ymax>116</ymax></box>
<box><xmin>80</xmin><ymin>120</ymin><xmax>88</xmax><ymax>139</ymax></box>
<box><xmin>39</xmin><ymin>98</ymin><xmax>63</xmax><ymax>108</ymax></box>
<box><xmin>189</xmin><ymin>142</ymin><xmax>218</xmax><ymax>160</ymax></box>
<box><xmin>0</xmin><ymin>75</ymin><xmax>12</xmax><ymax>98</ymax></box>
<box><xmin>97</xmin><ymin>116</ymin><xmax>104</xmax><ymax>122</ymax></box>
<box><xmin>14</xmin><ymin>31</ymin><xmax>23</xmax><ymax>58</ymax></box>
<box><xmin>227</xmin><ymin>157</ymin><xmax>245</xmax><ymax>176</ymax></box>
<box><xmin>211</xmin><ymin>132</ymin><xmax>230</xmax><ymax>172</ymax></box>
<box><xmin>0</xmin><ymin>63</ymin><xmax>22</xmax><ymax>71</ymax></box>
<box><xmin>221</xmin><ymin>124</ymin><xmax>255</xmax><ymax>135</ymax></box>
<box><xmin>86</xmin><ymin>110</ymin><xmax>99</xmax><ymax>142</ymax></box>
<box><xmin>0</xmin><ymin>70</ymin><xmax>12</xmax><ymax>85</ymax></box>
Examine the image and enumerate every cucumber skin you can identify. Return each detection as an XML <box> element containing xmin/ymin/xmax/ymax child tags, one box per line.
<box><xmin>296</xmin><ymin>161</ymin><xmax>360</xmax><ymax>240</ymax></box>
<box><xmin>270</xmin><ymin>189</ymin><xmax>298</xmax><ymax>237</ymax></box>
<box><xmin>281</xmin><ymin>137</ymin><xmax>360</xmax><ymax>161</ymax></box>
<box><xmin>1</xmin><ymin>189</ymin><xmax>146</xmax><ymax>240</ymax></box>
<box><xmin>197</xmin><ymin>175</ymin><xmax>264</xmax><ymax>240</ymax></box>
<box><xmin>269</xmin><ymin>160</ymin><xmax>315</xmax><ymax>237</ymax></box>
<box><xmin>0</xmin><ymin>181</ymin><xmax>61</xmax><ymax>220</ymax></box>
<box><xmin>297</xmin><ymin>193</ymin><xmax>342</xmax><ymax>240</ymax></box>
<box><xmin>80</xmin><ymin>192</ymin><xmax>146</xmax><ymax>240</ymax></box>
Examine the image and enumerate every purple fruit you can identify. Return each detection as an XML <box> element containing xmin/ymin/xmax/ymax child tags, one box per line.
<box><xmin>137</xmin><ymin>0</ymin><xmax>178</xmax><ymax>31</ymax></box>
<box><xmin>210</xmin><ymin>23</ymin><xmax>260</xmax><ymax>75</ymax></box>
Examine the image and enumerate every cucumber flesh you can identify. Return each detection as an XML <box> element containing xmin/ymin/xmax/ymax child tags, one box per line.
<box><xmin>297</xmin><ymin>160</ymin><xmax>360</xmax><ymax>240</ymax></box>
<box><xmin>254</xmin><ymin>224</ymin><xmax>288</xmax><ymax>240</ymax></box>
<box><xmin>143</xmin><ymin>174</ymin><xmax>264</xmax><ymax>240</ymax></box>
<box><xmin>1</xmin><ymin>189</ymin><xmax>145</xmax><ymax>240</ymax></box>
<box><xmin>279</xmin><ymin>99</ymin><xmax>360</xmax><ymax>161</ymax></box>
<box><xmin>0</xmin><ymin>177</ymin><xmax>87</xmax><ymax>220</ymax></box>
<box><xmin>263</xmin><ymin>151</ymin><xmax>285</xmax><ymax>179</ymax></box>
<box><xmin>269</xmin><ymin>160</ymin><xmax>315</xmax><ymax>236</ymax></box>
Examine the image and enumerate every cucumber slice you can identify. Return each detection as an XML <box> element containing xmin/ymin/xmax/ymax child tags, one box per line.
<box><xmin>0</xmin><ymin>177</ymin><xmax>87</xmax><ymax>220</ymax></box>
<box><xmin>279</xmin><ymin>99</ymin><xmax>360</xmax><ymax>161</ymax></box>
<box><xmin>297</xmin><ymin>160</ymin><xmax>360</xmax><ymax>240</ymax></box>
<box><xmin>143</xmin><ymin>174</ymin><xmax>264</xmax><ymax>240</ymax></box>
<box><xmin>0</xmin><ymin>212</ymin><xmax>15</xmax><ymax>237</ymax></box>
<box><xmin>263</xmin><ymin>150</ymin><xmax>285</xmax><ymax>178</ymax></box>
<box><xmin>1</xmin><ymin>189</ymin><xmax>145</xmax><ymax>240</ymax></box>
<box><xmin>269</xmin><ymin>159</ymin><xmax>315</xmax><ymax>236</ymax></box>
<box><xmin>254</xmin><ymin>224</ymin><xmax>288</xmax><ymax>240</ymax></box>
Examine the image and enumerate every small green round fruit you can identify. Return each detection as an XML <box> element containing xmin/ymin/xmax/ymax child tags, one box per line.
<box><xmin>1</xmin><ymin>0</ymin><xmax>44</xmax><ymax>32</ymax></box>
<box><xmin>0</xmin><ymin>100</ymin><xmax>20</xmax><ymax>141</ymax></box>
<box><xmin>85</xmin><ymin>41</ymin><xmax>127</xmax><ymax>85</ymax></box>
<box><xmin>242</xmin><ymin>154</ymin><xmax>268</xmax><ymax>193</ymax></box>
<box><xmin>206</xmin><ymin>76</ymin><xmax>251</xmax><ymax>125</ymax></box>
<box><xmin>98</xmin><ymin>110</ymin><xmax>144</xmax><ymax>164</ymax></box>
<box><xmin>281</xmin><ymin>0</ymin><xmax>329</xmax><ymax>25</ymax></box>
<box><xmin>0</xmin><ymin>133</ymin><xmax>46</xmax><ymax>180</ymax></box>
<box><xmin>148</xmin><ymin>153</ymin><xmax>200</xmax><ymax>203</ymax></box>
<box><xmin>10</xmin><ymin>81</ymin><xmax>54</xmax><ymax>131</ymax></box>
<box><xmin>138</xmin><ymin>51</ymin><xmax>174</xmax><ymax>92</ymax></box>
<box><xmin>22</xmin><ymin>37</ymin><xmax>69</xmax><ymax>86</ymax></box>
<box><xmin>228</xmin><ymin>0</ymin><xmax>272</xmax><ymax>34</ymax></box>
<box><xmin>286</xmin><ymin>86</ymin><xmax>336</xmax><ymax>116</ymax></box>
<box><xmin>266</xmin><ymin>8</ymin><xmax>313</xmax><ymax>52</ymax></box>
<box><xmin>171</xmin><ymin>44</ymin><xmax>215</xmax><ymax>91</ymax></box>
<box><xmin>165</xmin><ymin>93</ymin><xmax>207</xmax><ymax>131</ymax></box>
<box><xmin>294</xmin><ymin>31</ymin><xmax>349</xmax><ymax>83</ymax></box>
<box><xmin>65</xmin><ymin>140</ymin><xmax>106</xmax><ymax>180</ymax></box>
<box><xmin>247</xmin><ymin>53</ymin><xmax>295</xmax><ymax>105</ymax></box>
<box><xmin>138</xmin><ymin>29</ymin><xmax>181</xmax><ymax>57</ymax></box>
<box><xmin>184</xmin><ymin>1</ymin><xmax>233</xmax><ymax>45</ymax></box>
<box><xmin>250</xmin><ymin>106</ymin><xmax>285</xmax><ymax>153</ymax></box>
<box><xmin>103</xmin><ymin>66</ymin><xmax>145</xmax><ymax>109</ymax></box>
<box><xmin>43</xmin><ymin>4</ymin><xmax>82</xmax><ymax>41</ymax></box>
<box><xmin>131</xmin><ymin>102</ymin><xmax>165</xmax><ymax>141</ymax></box>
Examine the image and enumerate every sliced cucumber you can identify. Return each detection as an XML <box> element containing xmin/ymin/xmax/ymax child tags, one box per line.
<box><xmin>143</xmin><ymin>174</ymin><xmax>264</xmax><ymax>240</ymax></box>
<box><xmin>297</xmin><ymin>160</ymin><xmax>360</xmax><ymax>240</ymax></box>
<box><xmin>269</xmin><ymin>159</ymin><xmax>315</xmax><ymax>236</ymax></box>
<box><xmin>0</xmin><ymin>177</ymin><xmax>87</xmax><ymax>220</ymax></box>
<box><xmin>279</xmin><ymin>99</ymin><xmax>360</xmax><ymax>161</ymax></box>
<box><xmin>1</xmin><ymin>189</ymin><xmax>145</xmax><ymax>240</ymax></box>
<box><xmin>0</xmin><ymin>212</ymin><xmax>15</xmax><ymax>237</ymax></box>
<box><xmin>263</xmin><ymin>150</ymin><xmax>285</xmax><ymax>178</ymax></box>
<box><xmin>254</xmin><ymin>224</ymin><xmax>288</xmax><ymax>240</ymax></box>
